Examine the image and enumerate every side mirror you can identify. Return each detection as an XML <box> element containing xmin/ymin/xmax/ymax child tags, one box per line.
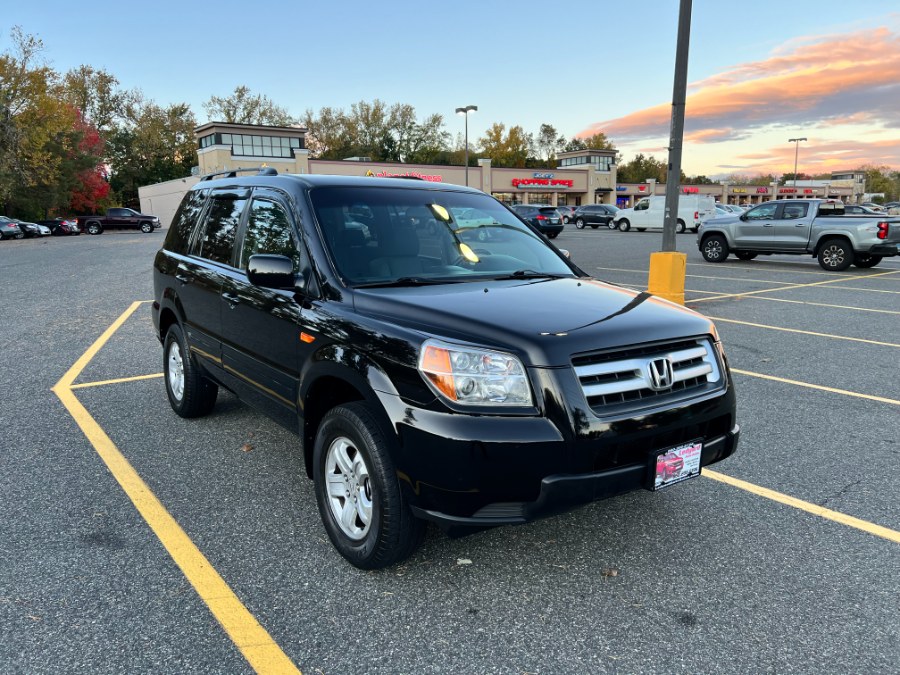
<box><xmin>739</xmin><ymin>214</ymin><xmax>748</xmax><ymax>221</ymax></box>
<box><xmin>247</xmin><ymin>254</ymin><xmax>296</xmax><ymax>289</ymax></box>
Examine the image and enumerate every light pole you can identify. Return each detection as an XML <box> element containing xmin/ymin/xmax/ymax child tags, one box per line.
<box><xmin>788</xmin><ymin>137</ymin><xmax>807</xmax><ymax>188</ymax></box>
<box><xmin>456</xmin><ymin>105</ymin><xmax>477</xmax><ymax>186</ymax></box>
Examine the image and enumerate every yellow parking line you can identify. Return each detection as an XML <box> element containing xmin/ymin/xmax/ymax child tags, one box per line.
<box><xmin>730</xmin><ymin>296</ymin><xmax>900</xmax><ymax>315</ymax></box>
<box><xmin>52</xmin><ymin>302</ymin><xmax>300</xmax><ymax>675</ymax></box>
<box><xmin>709</xmin><ymin>316</ymin><xmax>900</xmax><ymax>347</ymax></box>
<box><xmin>70</xmin><ymin>373</ymin><xmax>165</xmax><ymax>389</ymax></box>
<box><xmin>704</xmin><ymin>470</ymin><xmax>900</xmax><ymax>544</ymax></box>
<box><xmin>686</xmin><ymin>262</ymin><xmax>855</xmax><ymax>277</ymax></box>
<box><xmin>832</xmin><ymin>286</ymin><xmax>900</xmax><ymax>295</ymax></box>
<box><xmin>731</xmin><ymin>368</ymin><xmax>900</xmax><ymax>405</ymax></box>
<box><xmin>596</xmin><ymin>266</ymin><xmax>789</xmax><ymax>285</ymax></box>
<box><xmin>688</xmin><ymin>269</ymin><xmax>900</xmax><ymax>303</ymax></box>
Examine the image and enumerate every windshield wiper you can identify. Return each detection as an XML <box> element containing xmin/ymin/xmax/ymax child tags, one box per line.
<box><xmin>355</xmin><ymin>277</ymin><xmax>460</xmax><ymax>288</ymax></box>
<box><xmin>490</xmin><ymin>269</ymin><xmax>569</xmax><ymax>281</ymax></box>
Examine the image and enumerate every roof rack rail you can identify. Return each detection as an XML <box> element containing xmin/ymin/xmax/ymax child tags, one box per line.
<box><xmin>199</xmin><ymin>166</ymin><xmax>279</xmax><ymax>181</ymax></box>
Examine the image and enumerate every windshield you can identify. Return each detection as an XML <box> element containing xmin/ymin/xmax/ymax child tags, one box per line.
<box><xmin>310</xmin><ymin>186</ymin><xmax>576</xmax><ymax>285</ymax></box>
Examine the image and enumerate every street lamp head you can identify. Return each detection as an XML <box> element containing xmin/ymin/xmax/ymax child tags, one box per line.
<box><xmin>788</xmin><ymin>137</ymin><xmax>807</xmax><ymax>143</ymax></box>
<box><xmin>455</xmin><ymin>105</ymin><xmax>478</xmax><ymax>115</ymax></box>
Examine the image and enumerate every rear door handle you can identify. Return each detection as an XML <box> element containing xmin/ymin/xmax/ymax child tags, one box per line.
<box><xmin>763</xmin><ymin>223</ymin><xmax>774</xmax><ymax>227</ymax></box>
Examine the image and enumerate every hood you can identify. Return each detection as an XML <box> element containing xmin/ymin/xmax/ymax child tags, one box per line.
<box><xmin>353</xmin><ymin>278</ymin><xmax>716</xmax><ymax>367</ymax></box>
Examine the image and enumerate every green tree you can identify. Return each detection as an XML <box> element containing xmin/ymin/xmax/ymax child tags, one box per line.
<box><xmin>858</xmin><ymin>165</ymin><xmax>899</xmax><ymax>201</ymax></box>
<box><xmin>61</xmin><ymin>65</ymin><xmax>137</xmax><ymax>134</ymax></box>
<box><xmin>478</xmin><ymin>123</ymin><xmax>532</xmax><ymax>168</ymax></box>
<box><xmin>616</xmin><ymin>153</ymin><xmax>667</xmax><ymax>183</ymax></box>
<box><xmin>204</xmin><ymin>85</ymin><xmax>295</xmax><ymax>126</ymax></box>
<box><xmin>535</xmin><ymin>123</ymin><xmax>562</xmax><ymax>161</ymax></box>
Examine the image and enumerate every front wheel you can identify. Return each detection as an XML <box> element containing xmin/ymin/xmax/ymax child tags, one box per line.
<box><xmin>817</xmin><ymin>238</ymin><xmax>853</xmax><ymax>271</ymax></box>
<box><xmin>163</xmin><ymin>324</ymin><xmax>218</xmax><ymax>418</ymax></box>
<box><xmin>853</xmin><ymin>254</ymin><xmax>882</xmax><ymax>268</ymax></box>
<box><xmin>575</xmin><ymin>218</ymin><xmax>586</xmax><ymax>229</ymax></box>
<box><xmin>313</xmin><ymin>402</ymin><xmax>424</xmax><ymax>569</ymax></box>
<box><xmin>617</xmin><ymin>219</ymin><xmax>630</xmax><ymax>232</ymax></box>
<box><xmin>87</xmin><ymin>223</ymin><xmax>102</xmax><ymax>235</ymax></box>
<box><xmin>140</xmin><ymin>222</ymin><xmax>153</xmax><ymax>233</ymax></box>
<box><xmin>701</xmin><ymin>234</ymin><xmax>729</xmax><ymax>262</ymax></box>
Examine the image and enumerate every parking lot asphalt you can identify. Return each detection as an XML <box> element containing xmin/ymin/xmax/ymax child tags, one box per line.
<box><xmin>1</xmin><ymin>227</ymin><xmax>898</xmax><ymax>674</ymax></box>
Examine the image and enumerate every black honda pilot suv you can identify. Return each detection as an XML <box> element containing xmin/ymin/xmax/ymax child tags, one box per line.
<box><xmin>153</xmin><ymin>169</ymin><xmax>739</xmax><ymax>569</ymax></box>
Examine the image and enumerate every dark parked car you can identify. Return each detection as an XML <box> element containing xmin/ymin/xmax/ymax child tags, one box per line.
<box><xmin>77</xmin><ymin>207</ymin><xmax>161</xmax><ymax>234</ymax></box>
<box><xmin>153</xmin><ymin>169</ymin><xmax>738</xmax><ymax>569</ymax></box>
<box><xmin>509</xmin><ymin>204</ymin><xmax>564</xmax><ymax>238</ymax></box>
<box><xmin>556</xmin><ymin>205</ymin><xmax>577</xmax><ymax>224</ymax></box>
<box><xmin>0</xmin><ymin>217</ymin><xmax>23</xmax><ymax>240</ymax></box>
<box><xmin>572</xmin><ymin>204</ymin><xmax>619</xmax><ymax>229</ymax></box>
<box><xmin>10</xmin><ymin>218</ymin><xmax>42</xmax><ymax>238</ymax></box>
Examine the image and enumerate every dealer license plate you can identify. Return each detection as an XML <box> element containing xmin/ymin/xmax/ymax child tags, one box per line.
<box><xmin>652</xmin><ymin>440</ymin><xmax>702</xmax><ymax>491</ymax></box>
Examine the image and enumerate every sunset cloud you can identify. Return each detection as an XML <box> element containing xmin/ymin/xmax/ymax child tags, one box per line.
<box><xmin>579</xmin><ymin>23</ymin><xmax>900</xmax><ymax>173</ymax></box>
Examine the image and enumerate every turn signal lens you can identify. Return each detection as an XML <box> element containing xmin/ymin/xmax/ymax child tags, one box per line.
<box><xmin>877</xmin><ymin>222</ymin><xmax>888</xmax><ymax>240</ymax></box>
<box><xmin>418</xmin><ymin>339</ymin><xmax>532</xmax><ymax>407</ymax></box>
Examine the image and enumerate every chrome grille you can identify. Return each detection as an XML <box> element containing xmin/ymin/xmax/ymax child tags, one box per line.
<box><xmin>573</xmin><ymin>338</ymin><xmax>723</xmax><ymax>415</ymax></box>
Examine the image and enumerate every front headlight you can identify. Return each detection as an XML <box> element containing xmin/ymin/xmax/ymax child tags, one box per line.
<box><xmin>418</xmin><ymin>339</ymin><xmax>533</xmax><ymax>407</ymax></box>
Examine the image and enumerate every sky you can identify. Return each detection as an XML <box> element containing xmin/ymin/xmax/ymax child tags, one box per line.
<box><xmin>3</xmin><ymin>0</ymin><xmax>899</xmax><ymax>179</ymax></box>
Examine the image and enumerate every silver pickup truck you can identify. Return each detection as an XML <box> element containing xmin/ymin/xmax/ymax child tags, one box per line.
<box><xmin>698</xmin><ymin>199</ymin><xmax>900</xmax><ymax>271</ymax></box>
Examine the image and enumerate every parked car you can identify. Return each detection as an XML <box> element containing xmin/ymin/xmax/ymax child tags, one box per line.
<box><xmin>556</xmin><ymin>206</ymin><xmax>577</xmax><ymax>224</ymax></box>
<box><xmin>153</xmin><ymin>170</ymin><xmax>738</xmax><ymax>569</ymax></box>
<box><xmin>0</xmin><ymin>217</ymin><xmax>24</xmax><ymax>240</ymax></box>
<box><xmin>843</xmin><ymin>204</ymin><xmax>884</xmax><ymax>215</ymax></box>
<box><xmin>33</xmin><ymin>222</ymin><xmax>52</xmax><ymax>236</ymax></box>
<box><xmin>77</xmin><ymin>207</ymin><xmax>160</xmax><ymax>235</ymax></box>
<box><xmin>10</xmin><ymin>218</ymin><xmax>42</xmax><ymax>238</ymax></box>
<box><xmin>572</xmin><ymin>204</ymin><xmax>619</xmax><ymax>229</ymax></box>
<box><xmin>698</xmin><ymin>199</ymin><xmax>900</xmax><ymax>270</ymax></box>
<box><xmin>509</xmin><ymin>204</ymin><xmax>564</xmax><ymax>238</ymax></box>
<box><xmin>38</xmin><ymin>218</ymin><xmax>80</xmax><ymax>236</ymax></box>
<box><xmin>861</xmin><ymin>202</ymin><xmax>886</xmax><ymax>212</ymax></box>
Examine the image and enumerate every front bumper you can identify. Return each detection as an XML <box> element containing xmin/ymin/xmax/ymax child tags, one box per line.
<box><xmin>410</xmin><ymin>425</ymin><xmax>739</xmax><ymax>530</ymax></box>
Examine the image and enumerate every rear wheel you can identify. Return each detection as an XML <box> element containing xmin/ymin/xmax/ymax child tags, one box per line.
<box><xmin>313</xmin><ymin>402</ymin><xmax>424</xmax><ymax>569</ymax></box>
<box><xmin>701</xmin><ymin>234</ymin><xmax>729</xmax><ymax>262</ymax></box>
<box><xmin>817</xmin><ymin>238</ymin><xmax>853</xmax><ymax>271</ymax></box>
<box><xmin>617</xmin><ymin>219</ymin><xmax>630</xmax><ymax>232</ymax></box>
<box><xmin>575</xmin><ymin>218</ymin><xmax>586</xmax><ymax>229</ymax></box>
<box><xmin>547</xmin><ymin>232</ymin><xmax>559</xmax><ymax>239</ymax></box>
<box><xmin>163</xmin><ymin>324</ymin><xmax>218</xmax><ymax>418</ymax></box>
<box><xmin>735</xmin><ymin>251</ymin><xmax>758</xmax><ymax>261</ymax></box>
<box><xmin>853</xmin><ymin>254</ymin><xmax>882</xmax><ymax>268</ymax></box>
<box><xmin>676</xmin><ymin>219</ymin><xmax>686</xmax><ymax>234</ymax></box>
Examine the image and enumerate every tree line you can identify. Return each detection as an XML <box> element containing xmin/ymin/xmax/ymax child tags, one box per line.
<box><xmin>2</xmin><ymin>27</ymin><xmax>897</xmax><ymax>219</ymax></box>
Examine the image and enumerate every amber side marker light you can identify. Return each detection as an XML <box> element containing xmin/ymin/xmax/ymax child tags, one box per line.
<box><xmin>300</xmin><ymin>332</ymin><xmax>316</xmax><ymax>343</ymax></box>
<box><xmin>420</xmin><ymin>344</ymin><xmax>457</xmax><ymax>400</ymax></box>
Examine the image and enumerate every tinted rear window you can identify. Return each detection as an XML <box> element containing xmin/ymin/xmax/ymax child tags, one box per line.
<box><xmin>165</xmin><ymin>189</ymin><xmax>208</xmax><ymax>254</ymax></box>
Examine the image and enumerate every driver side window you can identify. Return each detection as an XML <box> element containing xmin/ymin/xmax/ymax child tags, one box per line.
<box><xmin>746</xmin><ymin>203</ymin><xmax>778</xmax><ymax>220</ymax></box>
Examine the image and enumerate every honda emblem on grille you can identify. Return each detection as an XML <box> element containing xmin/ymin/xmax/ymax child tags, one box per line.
<box><xmin>648</xmin><ymin>357</ymin><xmax>674</xmax><ymax>391</ymax></box>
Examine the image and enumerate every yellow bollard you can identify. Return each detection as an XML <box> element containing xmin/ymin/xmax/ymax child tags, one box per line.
<box><xmin>647</xmin><ymin>251</ymin><xmax>687</xmax><ymax>305</ymax></box>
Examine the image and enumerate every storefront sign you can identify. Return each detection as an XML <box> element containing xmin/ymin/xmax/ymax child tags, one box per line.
<box><xmin>682</xmin><ymin>187</ymin><xmax>699</xmax><ymax>194</ymax></box>
<box><xmin>756</xmin><ymin>187</ymin><xmax>769</xmax><ymax>194</ymax></box>
<box><xmin>638</xmin><ymin>185</ymin><xmax>647</xmax><ymax>192</ymax></box>
<box><xmin>780</xmin><ymin>188</ymin><xmax>797</xmax><ymax>194</ymax></box>
<box><xmin>511</xmin><ymin>178</ymin><xmax>574</xmax><ymax>188</ymax></box>
<box><xmin>533</xmin><ymin>172</ymin><xmax>554</xmax><ymax>178</ymax></box>
<box><xmin>616</xmin><ymin>186</ymin><xmax>627</xmax><ymax>191</ymax></box>
<box><xmin>732</xmin><ymin>188</ymin><xmax>747</xmax><ymax>194</ymax></box>
<box><xmin>804</xmin><ymin>188</ymin><xmax>814</xmax><ymax>194</ymax></box>
<box><xmin>365</xmin><ymin>169</ymin><xmax>443</xmax><ymax>182</ymax></box>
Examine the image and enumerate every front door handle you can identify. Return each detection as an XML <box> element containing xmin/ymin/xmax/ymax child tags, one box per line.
<box><xmin>795</xmin><ymin>223</ymin><xmax>807</xmax><ymax>227</ymax></box>
<box><xmin>175</xmin><ymin>264</ymin><xmax>191</xmax><ymax>283</ymax></box>
<box><xmin>763</xmin><ymin>223</ymin><xmax>775</xmax><ymax>227</ymax></box>
<box><xmin>222</xmin><ymin>292</ymin><xmax>241</xmax><ymax>306</ymax></box>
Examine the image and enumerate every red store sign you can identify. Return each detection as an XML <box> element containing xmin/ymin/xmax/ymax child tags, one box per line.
<box><xmin>512</xmin><ymin>178</ymin><xmax>574</xmax><ymax>189</ymax></box>
<box><xmin>682</xmin><ymin>187</ymin><xmax>699</xmax><ymax>194</ymax></box>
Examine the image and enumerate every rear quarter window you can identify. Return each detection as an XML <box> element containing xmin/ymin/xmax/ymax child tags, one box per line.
<box><xmin>164</xmin><ymin>189</ymin><xmax>209</xmax><ymax>254</ymax></box>
<box><xmin>195</xmin><ymin>194</ymin><xmax>247</xmax><ymax>265</ymax></box>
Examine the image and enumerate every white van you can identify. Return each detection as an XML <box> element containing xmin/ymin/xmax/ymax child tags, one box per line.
<box><xmin>612</xmin><ymin>194</ymin><xmax>716</xmax><ymax>233</ymax></box>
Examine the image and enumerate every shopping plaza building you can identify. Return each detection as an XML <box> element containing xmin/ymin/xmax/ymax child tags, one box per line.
<box><xmin>139</xmin><ymin>122</ymin><xmax>867</xmax><ymax>227</ymax></box>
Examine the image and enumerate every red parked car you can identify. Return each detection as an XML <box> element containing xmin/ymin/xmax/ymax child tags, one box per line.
<box><xmin>658</xmin><ymin>452</ymin><xmax>685</xmax><ymax>481</ymax></box>
<box><xmin>38</xmin><ymin>218</ymin><xmax>81</xmax><ymax>236</ymax></box>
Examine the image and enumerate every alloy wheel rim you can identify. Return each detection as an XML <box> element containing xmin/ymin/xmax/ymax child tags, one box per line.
<box><xmin>167</xmin><ymin>342</ymin><xmax>185</xmax><ymax>401</ymax></box>
<box><xmin>706</xmin><ymin>241</ymin><xmax>722</xmax><ymax>259</ymax></box>
<box><xmin>324</xmin><ymin>436</ymin><xmax>373</xmax><ymax>540</ymax></box>
<box><xmin>823</xmin><ymin>246</ymin><xmax>844</xmax><ymax>267</ymax></box>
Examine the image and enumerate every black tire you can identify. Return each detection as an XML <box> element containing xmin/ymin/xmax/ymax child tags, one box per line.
<box><xmin>562</xmin><ymin>216</ymin><xmax>570</xmax><ymax>224</ymax></box>
<box><xmin>617</xmin><ymin>219</ymin><xmax>630</xmax><ymax>232</ymax></box>
<box><xmin>701</xmin><ymin>234</ymin><xmax>729</xmax><ymax>262</ymax></box>
<box><xmin>87</xmin><ymin>222</ymin><xmax>102</xmax><ymax>235</ymax></box>
<box><xmin>735</xmin><ymin>252</ymin><xmax>758</xmax><ymax>261</ymax></box>
<box><xmin>14</xmin><ymin>232</ymin><xmax>24</xmax><ymax>239</ymax></box>
<box><xmin>817</xmin><ymin>238</ymin><xmax>853</xmax><ymax>271</ymax></box>
<box><xmin>676</xmin><ymin>220</ymin><xmax>686</xmax><ymax>234</ymax></box>
<box><xmin>853</xmin><ymin>254</ymin><xmax>882</xmax><ymax>268</ymax></box>
<box><xmin>313</xmin><ymin>402</ymin><xmax>425</xmax><ymax>569</ymax></box>
<box><xmin>636</xmin><ymin>228</ymin><xmax>646</xmax><ymax>232</ymax></box>
<box><xmin>575</xmin><ymin>218</ymin><xmax>586</xmax><ymax>229</ymax></box>
<box><xmin>547</xmin><ymin>232</ymin><xmax>559</xmax><ymax>239</ymax></box>
<box><xmin>590</xmin><ymin>224</ymin><xmax>599</xmax><ymax>229</ymax></box>
<box><xmin>163</xmin><ymin>324</ymin><xmax>218</xmax><ymax>418</ymax></box>
<box><xmin>140</xmin><ymin>222</ymin><xmax>153</xmax><ymax>233</ymax></box>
